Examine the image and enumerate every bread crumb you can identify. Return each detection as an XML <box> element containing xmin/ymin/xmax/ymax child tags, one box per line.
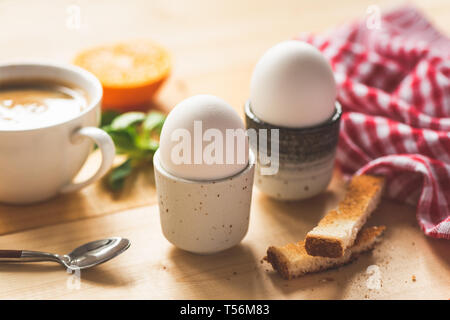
<box><xmin>412</xmin><ymin>275</ymin><xmax>416</xmax><ymax>282</ymax></box>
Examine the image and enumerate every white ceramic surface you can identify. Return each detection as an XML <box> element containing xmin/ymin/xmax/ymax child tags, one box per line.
<box><xmin>245</xmin><ymin>101</ymin><xmax>341</xmax><ymax>201</ymax></box>
<box><xmin>254</xmin><ymin>152</ymin><xmax>335</xmax><ymax>200</ymax></box>
<box><xmin>0</xmin><ymin>62</ymin><xmax>115</xmax><ymax>204</ymax></box>
<box><xmin>153</xmin><ymin>149</ymin><xmax>255</xmax><ymax>254</ymax></box>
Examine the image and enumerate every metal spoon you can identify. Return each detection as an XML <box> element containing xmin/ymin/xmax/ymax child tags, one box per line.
<box><xmin>0</xmin><ymin>237</ymin><xmax>130</xmax><ymax>270</ymax></box>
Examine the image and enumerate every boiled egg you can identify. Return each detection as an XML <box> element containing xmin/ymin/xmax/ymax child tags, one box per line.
<box><xmin>159</xmin><ymin>94</ymin><xmax>248</xmax><ymax>181</ymax></box>
<box><xmin>250</xmin><ymin>40</ymin><xmax>337</xmax><ymax>128</ymax></box>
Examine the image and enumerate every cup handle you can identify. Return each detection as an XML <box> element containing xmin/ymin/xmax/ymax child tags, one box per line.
<box><xmin>60</xmin><ymin>126</ymin><xmax>116</xmax><ymax>194</ymax></box>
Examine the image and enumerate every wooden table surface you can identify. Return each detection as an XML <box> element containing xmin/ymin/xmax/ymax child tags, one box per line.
<box><xmin>0</xmin><ymin>0</ymin><xmax>449</xmax><ymax>299</ymax></box>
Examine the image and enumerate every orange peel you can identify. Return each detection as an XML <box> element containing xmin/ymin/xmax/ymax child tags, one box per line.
<box><xmin>74</xmin><ymin>40</ymin><xmax>171</xmax><ymax>110</ymax></box>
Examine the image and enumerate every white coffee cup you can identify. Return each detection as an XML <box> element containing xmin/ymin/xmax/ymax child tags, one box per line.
<box><xmin>0</xmin><ymin>62</ymin><xmax>115</xmax><ymax>204</ymax></box>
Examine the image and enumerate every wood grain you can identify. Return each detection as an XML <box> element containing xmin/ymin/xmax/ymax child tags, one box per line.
<box><xmin>0</xmin><ymin>153</ymin><xmax>157</xmax><ymax>235</ymax></box>
<box><xmin>0</xmin><ymin>0</ymin><xmax>449</xmax><ymax>299</ymax></box>
<box><xmin>0</xmin><ymin>181</ymin><xmax>448</xmax><ymax>299</ymax></box>
<box><xmin>0</xmin><ymin>0</ymin><xmax>448</xmax><ymax>235</ymax></box>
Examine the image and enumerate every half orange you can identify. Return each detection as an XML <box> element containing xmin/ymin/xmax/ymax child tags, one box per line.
<box><xmin>74</xmin><ymin>40</ymin><xmax>171</xmax><ymax>111</ymax></box>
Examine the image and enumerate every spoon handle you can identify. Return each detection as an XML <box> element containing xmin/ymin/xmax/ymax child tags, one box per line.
<box><xmin>0</xmin><ymin>250</ymin><xmax>22</xmax><ymax>259</ymax></box>
<box><xmin>0</xmin><ymin>250</ymin><xmax>61</xmax><ymax>263</ymax></box>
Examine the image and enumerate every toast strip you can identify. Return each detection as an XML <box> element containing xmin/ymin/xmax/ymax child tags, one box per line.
<box><xmin>266</xmin><ymin>226</ymin><xmax>385</xmax><ymax>280</ymax></box>
<box><xmin>305</xmin><ymin>174</ymin><xmax>385</xmax><ymax>258</ymax></box>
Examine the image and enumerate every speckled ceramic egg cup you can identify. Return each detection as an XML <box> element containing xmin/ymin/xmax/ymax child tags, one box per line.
<box><xmin>153</xmin><ymin>149</ymin><xmax>255</xmax><ymax>254</ymax></box>
<box><xmin>245</xmin><ymin>101</ymin><xmax>342</xmax><ymax>201</ymax></box>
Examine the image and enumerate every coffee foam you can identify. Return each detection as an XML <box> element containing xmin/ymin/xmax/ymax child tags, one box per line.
<box><xmin>0</xmin><ymin>82</ymin><xmax>88</xmax><ymax>130</ymax></box>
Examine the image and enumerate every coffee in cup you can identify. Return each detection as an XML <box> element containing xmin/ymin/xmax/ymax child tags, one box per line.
<box><xmin>0</xmin><ymin>81</ymin><xmax>88</xmax><ymax>130</ymax></box>
<box><xmin>0</xmin><ymin>62</ymin><xmax>115</xmax><ymax>204</ymax></box>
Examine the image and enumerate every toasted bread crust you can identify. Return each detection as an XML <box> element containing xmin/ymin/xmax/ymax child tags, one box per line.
<box><xmin>266</xmin><ymin>226</ymin><xmax>386</xmax><ymax>280</ymax></box>
<box><xmin>320</xmin><ymin>175</ymin><xmax>385</xmax><ymax>224</ymax></box>
<box><xmin>354</xmin><ymin>225</ymin><xmax>385</xmax><ymax>246</ymax></box>
<box><xmin>304</xmin><ymin>236</ymin><xmax>343</xmax><ymax>258</ymax></box>
<box><xmin>266</xmin><ymin>247</ymin><xmax>291</xmax><ymax>279</ymax></box>
<box><xmin>305</xmin><ymin>175</ymin><xmax>385</xmax><ymax>258</ymax></box>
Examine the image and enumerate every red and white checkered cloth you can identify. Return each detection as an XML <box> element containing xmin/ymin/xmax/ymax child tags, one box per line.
<box><xmin>297</xmin><ymin>6</ymin><xmax>450</xmax><ymax>239</ymax></box>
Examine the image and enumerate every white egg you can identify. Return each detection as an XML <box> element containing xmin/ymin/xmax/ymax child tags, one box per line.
<box><xmin>159</xmin><ymin>94</ymin><xmax>248</xmax><ymax>181</ymax></box>
<box><xmin>250</xmin><ymin>40</ymin><xmax>337</xmax><ymax>128</ymax></box>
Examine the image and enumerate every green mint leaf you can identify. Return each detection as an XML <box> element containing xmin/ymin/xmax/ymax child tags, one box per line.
<box><xmin>143</xmin><ymin>111</ymin><xmax>166</xmax><ymax>133</ymax></box>
<box><xmin>111</xmin><ymin>112</ymin><xmax>146</xmax><ymax>130</ymax></box>
<box><xmin>106</xmin><ymin>158</ymin><xmax>133</xmax><ymax>191</ymax></box>
<box><xmin>103</xmin><ymin>125</ymin><xmax>139</xmax><ymax>154</ymax></box>
<box><xmin>101</xmin><ymin>110</ymin><xmax>166</xmax><ymax>192</ymax></box>
<box><xmin>100</xmin><ymin>110</ymin><xmax>121</xmax><ymax>127</ymax></box>
<box><xmin>138</xmin><ymin>111</ymin><xmax>165</xmax><ymax>153</ymax></box>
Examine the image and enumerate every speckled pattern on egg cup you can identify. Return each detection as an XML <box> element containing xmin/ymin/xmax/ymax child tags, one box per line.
<box><xmin>153</xmin><ymin>149</ymin><xmax>255</xmax><ymax>254</ymax></box>
<box><xmin>245</xmin><ymin>100</ymin><xmax>342</xmax><ymax>201</ymax></box>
